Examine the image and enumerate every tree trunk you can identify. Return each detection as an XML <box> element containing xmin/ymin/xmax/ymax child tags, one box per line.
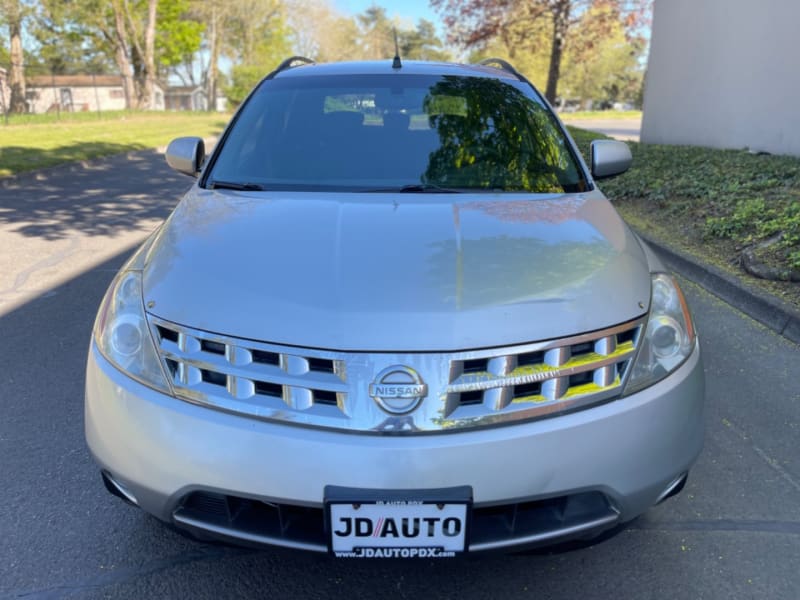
<box><xmin>206</xmin><ymin>4</ymin><xmax>220</xmax><ymax>112</ymax></box>
<box><xmin>7</xmin><ymin>0</ymin><xmax>27</xmax><ymax>114</ymax></box>
<box><xmin>111</xmin><ymin>1</ymin><xmax>136</xmax><ymax>109</ymax></box>
<box><xmin>544</xmin><ymin>0</ymin><xmax>571</xmax><ymax>105</ymax></box>
<box><xmin>121</xmin><ymin>0</ymin><xmax>157</xmax><ymax>109</ymax></box>
<box><xmin>142</xmin><ymin>0</ymin><xmax>158</xmax><ymax>109</ymax></box>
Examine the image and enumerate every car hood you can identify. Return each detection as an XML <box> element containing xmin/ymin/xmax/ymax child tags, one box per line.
<box><xmin>143</xmin><ymin>189</ymin><xmax>651</xmax><ymax>351</ymax></box>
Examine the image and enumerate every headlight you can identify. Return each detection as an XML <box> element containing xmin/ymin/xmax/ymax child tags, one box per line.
<box><xmin>93</xmin><ymin>270</ymin><xmax>171</xmax><ymax>394</ymax></box>
<box><xmin>623</xmin><ymin>273</ymin><xmax>696</xmax><ymax>395</ymax></box>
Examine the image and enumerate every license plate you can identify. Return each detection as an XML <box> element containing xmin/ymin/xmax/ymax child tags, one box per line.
<box><xmin>325</xmin><ymin>486</ymin><xmax>472</xmax><ymax>558</ymax></box>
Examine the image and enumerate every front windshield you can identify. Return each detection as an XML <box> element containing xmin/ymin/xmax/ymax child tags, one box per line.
<box><xmin>207</xmin><ymin>73</ymin><xmax>587</xmax><ymax>193</ymax></box>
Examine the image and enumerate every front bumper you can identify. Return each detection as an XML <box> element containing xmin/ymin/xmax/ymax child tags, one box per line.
<box><xmin>86</xmin><ymin>341</ymin><xmax>704</xmax><ymax>552</ymax></box>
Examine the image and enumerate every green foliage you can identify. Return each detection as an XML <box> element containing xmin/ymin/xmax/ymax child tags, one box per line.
<box><xmin>155</xmin><ymin>0</ymin><xmax>204</xmax><ymax>70</ymax></box>
<box><xmin>26</xmin><ymin>0</ymin><xmax>112</xmax><ymax>74</ymax></box>
<box><xmin>704</xmin><ymin>198</ymin><xmax>768</xmax><ymax>239</ymax></box>
<box><xmin>567</xmin><ymin>125</ymin><xmax>800</xmax><ymax>272</ymax></box>
<box><xmin>706</xmin><ymin>199</ymin><xmax>800</xmax><ymax>269</ymax></box>
<box><xmin>30</xmin><ymin>0</ymin><xmax>201</xmax><ymax>78</ymax></box>
<box><xmin>399</xmin><ymin>19</ymin><xmax>450</xmax><ymax>61</ymax></box>
<box><xmin>225</xmin><ymin>65</ymin><xmax>266</xmax><ymax>106</ymax></box>
<box><xmin>223</xmin><ymin>11</ymin><xmax>292</xmax><ymax>106</ymax></box>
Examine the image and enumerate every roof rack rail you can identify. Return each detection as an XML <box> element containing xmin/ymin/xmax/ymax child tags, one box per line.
<box><xmin>476</xmin><ymin>58</ymin><xmax>524</xmax><ymax>81</ymax></box>
<box><xmin>266</xmin><ymin>56</ymin><xmax>315</xmax><ymax>79</ymax></box>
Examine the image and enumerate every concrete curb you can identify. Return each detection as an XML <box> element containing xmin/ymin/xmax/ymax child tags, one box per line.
<box><xmin>636</xmin><ymin>230</ymin><xmax>800</xmax><ymax>345</ymax></box>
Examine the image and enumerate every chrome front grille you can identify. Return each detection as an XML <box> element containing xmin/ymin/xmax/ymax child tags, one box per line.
<box><xmin>149</xmin><ymin>315</ymin><xmax>644</xmax><ymax>433</ymax></box>
<box><xmin>444</xmin><ymin>323</ymin><xmax>639</xmax><ymax>419</ymax></box>
<box><xmin>151</xmin><ymin>318</ymin><xmax>350</xmax><ymax>429</ymax></box>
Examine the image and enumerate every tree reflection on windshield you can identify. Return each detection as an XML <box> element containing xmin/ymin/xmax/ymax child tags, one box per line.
<box><xmin>422</xmin><ymin>77</ymin><xmax>585</xmax><ymax>193</ymax></box>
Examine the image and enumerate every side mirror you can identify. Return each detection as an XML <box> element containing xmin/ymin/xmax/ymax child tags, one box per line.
<box><xmin>165</xmin><ymin>137</ymin><xmax>205</xmax><ymax>177</ymax></box>
<box><xmin>590</xmin><ymin>140</ymin><xmax>632</xmax><ymax>179</ymax></box>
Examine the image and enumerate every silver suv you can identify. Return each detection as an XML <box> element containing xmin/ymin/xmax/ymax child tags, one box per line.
<box><xmin>85</xmin><ymin>58</ymin><xmax>704</xmax><ymax>557</ymax></box>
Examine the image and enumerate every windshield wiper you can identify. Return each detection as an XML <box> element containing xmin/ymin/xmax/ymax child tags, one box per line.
<box><xmin>399</xmin><ymin>184</ymin><xmax>463</xmax><ymax>193</ymax></box>
<box><xmin>208</xmin><ymin>180</ymin><xmax>266</xmax><ymax>191</ymax></box>
<box><xmin>361</xmin><ymin>183</ymin><xmax>464</xmax><ymax>193</ymax></box>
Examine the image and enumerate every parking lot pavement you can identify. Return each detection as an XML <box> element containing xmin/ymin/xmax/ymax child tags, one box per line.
<box><xmin>0</xmin><ymin>150</ymin><xmax>798</xmax><ymax>599</ymax></box>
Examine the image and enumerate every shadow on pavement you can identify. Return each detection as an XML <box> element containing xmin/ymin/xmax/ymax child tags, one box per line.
<box><xmin>0</xmin><ymin>149</ymin><xmax>193</xmax><ymax>240</ymax></box>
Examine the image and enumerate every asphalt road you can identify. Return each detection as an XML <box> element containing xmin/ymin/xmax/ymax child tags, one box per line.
<box><xmin>561</xmin><ymin>116</ymin><xmax>642</xmax><ymax>141</ymax></box>
<box><xmin>1</xmin><ymin>152</ymin><xmax>798</xmax><ymax>599</ymax></box>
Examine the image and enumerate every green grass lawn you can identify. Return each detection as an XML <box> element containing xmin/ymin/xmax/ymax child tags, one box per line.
<box><xmin>568</xmin><ymin>125</ymin><xmax>800</xmax><ymax>308</ymax></box>
<box><xmin>0</xmin><ymin>111</ymin><xmax>229</xmax><ymax>178</ymax></box>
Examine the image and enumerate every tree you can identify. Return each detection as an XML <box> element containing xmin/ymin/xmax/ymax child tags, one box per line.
<box><xmin>558</xmin><ymin>2</ymin><xmax>646</xmax><ymax>106</ymax></box>
<box><xmin>152</xmin><ymin>0</ymin><xmax>203</xmax><ymax>82</ymax></box>
<box><xmin>399</xmin><ymin>19</ymin><xmax>450</xmax><ymax>61</ymax></box>
<box><xmin>221</xmin><ymin>0</ymin><xmax>292</xmax><ymax>106</ymax></box>
<box><xmin>283</xmin><ymin>3</ymin><xmax>450</xmax><ymax>65</ymax></box>
<box><xmin>195</xmin><ymin>1</ymin><xmax>222</xmax><ymax>111</ymax></box>
<box><xmin>284</xmin><ymin>0</ymin><xmax>360</xmax><ymax>62</ymax></box>
<box><xmin>27</xmin><ymin>3</ymin><xmax>114</xmax><ymax>76</ymax></box>
<box><xmin>432</xmin><ymin>0</ymin><xmax>650</xmax><ymax>104</ymax></box>
<box><xmin>356</xmin><ymin>4</ymin><xmax>394</xmax><ymax>60</ymax></box>
<box><xmin>223</xmin><ymin>0</ymin><xmax>285</xmax><ymax>65</ymax></box>
<box><xmin>356</xmin><ymin>7</ymin><xmax>452</xmax><ymax>61</ymax></box>
<box><xmin>33</xmin><ymin>0</ymin><xmax>202</xmax><ymax>109</ymax></box>
<box><xmin>172</xmin><ymin>1</ymin><xmax>235</xmax><ymax>110</ymax></box>
<box><xmin>1</xmin><ymin>0</ymin><xmax>27</xmax><ymax>112</ymax></box>
<box><xmin>116</xmin><ymin>0</ymin><xmax>159</xmax><ymax>109</ymax></box>
<box><xmin>468</xmin><ymin>1</ymin><xmax>647</xmax><ymax>106</ymax></box>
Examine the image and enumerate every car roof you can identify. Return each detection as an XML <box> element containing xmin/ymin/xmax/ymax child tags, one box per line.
<box><xmin>271</xmin><ymin>59</ymin><xmax>521</xmax><ymax>82</ymax></box>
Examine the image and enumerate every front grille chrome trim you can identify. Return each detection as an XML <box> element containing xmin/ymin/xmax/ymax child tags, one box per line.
<box><xmin>149</xmin><ymin>315</ymin><xmax>645</xmax><ymax>433</ymax></box>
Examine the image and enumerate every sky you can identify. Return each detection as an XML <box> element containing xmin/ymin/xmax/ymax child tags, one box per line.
<box><xmin>335</xmin><ymin>0</ymin><xmax>443</xmax><ymax>28</ymax></box>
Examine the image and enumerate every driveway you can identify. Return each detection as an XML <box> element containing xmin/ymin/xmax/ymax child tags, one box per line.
<box><xmin>1</xmin><ymin>150</ymin><xmax>798</xmax><ymax>599</ymax></box>
<box><xmin>561</xmin><ymin>116</ymin><xmax>642</xmax><ymax>141</ymax></box>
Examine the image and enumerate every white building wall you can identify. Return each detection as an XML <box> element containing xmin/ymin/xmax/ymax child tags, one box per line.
<box><xmin>0</xmin><ymin>68</ymin><xmax>10</xmax><ymax>112</ymax></box>
<box><xmin>56</xmin><ymin>86</ymin><xmax>127</xmax><ymax>112</ymax></box>
<box><xmin>26</xmin><ymin>84</ymin><xmax>162</xmax><ymax>113</ymax></box>
<box><xmin>642</xmin><ymin>0</ymin><xmax>800</xmax><ymax>156</ymax></box>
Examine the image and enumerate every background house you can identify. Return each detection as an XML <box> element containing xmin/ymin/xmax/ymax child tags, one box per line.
<box><xmin>164</xmin><ymin>85</ymin><xmax>227</xmax><ymax>112</ymax></box>
<box><xmin>25</xmin><ymin>75</ymin><xmax>165</xmax><ymax>113</ymax></box>
<box><xmin>642</xmin><ymin>0</ymin><xmax>800</xmax><ymax>156</ymax></box>
<box><xmin>165</xmin><ymin>85</ymin><xmax>206</xmax><ymax>111</ymax></box>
